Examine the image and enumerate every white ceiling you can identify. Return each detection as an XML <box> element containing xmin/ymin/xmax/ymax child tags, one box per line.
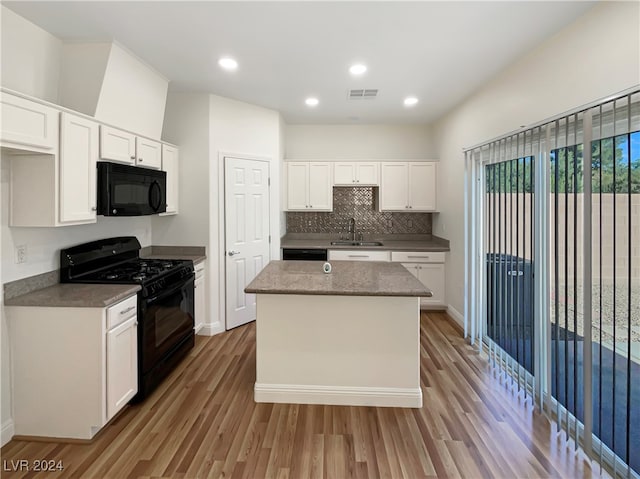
<box><xmin>4</xmin><ymin>1</ymin><xmax>597</xmax><ymax>125</ymax></box>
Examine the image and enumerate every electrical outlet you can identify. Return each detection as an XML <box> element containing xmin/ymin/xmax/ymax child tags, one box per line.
<box><xmin>15</xmin><ymin>244</ymin><xmax>27</xmax><ymax>264</ymax></box>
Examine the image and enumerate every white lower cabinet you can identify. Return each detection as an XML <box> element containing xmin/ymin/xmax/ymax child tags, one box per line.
<box><xmin>7</xmin><ymin>294</ymin><xmax>138</xmax><ymax>439</ymax></box>
<box><xmin>392</xmin><ymin>251</ymin><xmax>446</xmax><ymax>309</ymax></box>
<box><xmin>106</xmin><ymin>307</ymin><xmax>138</xmax><ymax>420</ymax></box>
<box><xmin>194</xmin><ymin>260</ymin><xmax>207</xmax><ymax>334</ymax></box>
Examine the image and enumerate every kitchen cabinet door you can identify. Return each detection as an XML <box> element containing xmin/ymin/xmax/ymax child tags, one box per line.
<box><xmin>161</xmin><ymin>144</ymin><xmax>179</xmax><ymax>215</ymax></box>
<box><xmin>409</xmin><ymin>162</ymin><xmax>437</xmax><ymax>211</ymax></box>
<box><xmin>106</xmin><ymin>315</ymin><xmax>138</xmax><ymax>421</ymax></box>
<box><xmin>286</xmin><ymin>161</ymin><xmax>333</xmax><ymax>211</ymax></box>
<box><xmin>333</xmin><ymin>162</ymin><xmax>356</xmax><ymax>185</ymax></box>
<box><xmin>308</xmin><ymin>162</ymin><xmax>332</xmax><ymax>210</ymax></box>
<box><xmin>194</xmin><ymin>261</ymin><xmax>206</xmax><ymax>334</ymax></box>
<box><xmin>417</xmin><ymin>263</ymin><xmax>445</xmax><ymax>307</ymax></box>
<box><xmin>59</xmin><ymin>112</ymin><xmax>99</xmax><ymax>224</ymax></box>
<box><xmin>0</xmin><ymin>91</ymin><xmax>59</xmax><ymax>152</ymax></box>
<box><xmin>286</xmin><ymin>162</ymin><xmax>309</xmax><ymax>210</ymax></box>
<box><xmin>402</xmin><ymin>262</ymin><xmax>445</xmax><ymax>308</ymax></box>
<box><xmin>136</xmin><ymin>137</ymin><xmax>162</xmax><ymax>169</ymax></box>
<box><xmin>334</xmin><ymin>162</ymin><xmax>379</xmax><ymax>186</ymax></box>
<box><xmin>356</xmin><ymin>162</ymin><xmax>379</xmax><ymax>186</ymax></box>
<box><xmin>100</xmin><ymin>125</ymin><xmax>136</xmax><ymax>165</ymax></box>
<box><xmin>380</xmin><ymin>163</ymin><xmax>409</xmax><ymax>210</ymax></box>
<box><xmin>380</xmin><ymin>162</ymin><xmax>437</xmax><ymax>211</ymax></box>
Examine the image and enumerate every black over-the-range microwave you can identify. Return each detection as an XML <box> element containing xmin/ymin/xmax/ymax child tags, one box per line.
<box><xmin>97</xmin><ymin>162</ymin><xmax>167</xmax><ymax>216</ymax></box>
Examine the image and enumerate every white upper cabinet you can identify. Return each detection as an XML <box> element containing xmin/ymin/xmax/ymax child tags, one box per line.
<box><xmin>1</xmin><ymin>91</ymin><xmax>58</xmax><ymax>153</ymax></box>
<box><xmin>333</xmin><ymin>162</ymin><xmax>379</xmax><ymax>186</ymax></box>
<box><xmin>59</xmin><ymin>113</ymin><xmax>99</xmax><ymax>224</ymax></box>
<box><xmin>160</xmin><ymin>144</ymin><xmax>179</xmax><ymax>215</ymax></box>
<box><xmin>136</xmin><ymin>137</ymin><xmax>162</xmax><ymax>170</ymax></box>
<box><xmin>10</xmin><ymin>112</ymin><xmax>99</xmax><ymax>227</ymax></box>
<box><xmin>99</xmin><ymin>125</ymin><xmax>136</xmax><ymax>165</ymax></box>
<box><xmin>380</xmin><ymin>161</ymin><xmax>437</xmax><ymax>212</ymax></box>
<box><xmin>286</xmin><ymin>161</ymin><xmax>333</xmax><ymax>211</ymax></box>
<box><xmin>379</xmin><ymin>163</ymin><xmax>408</xmax><ymax>210</ymax></box>
<box><xmin>408</xmin><ymin>163</ymin><xmax>437</xmax><ymax>211</ymax></box>
<box><xmin>99</xmin><ymin>125</ymin><xmax>161</xmax><ymax>170</ymax></box>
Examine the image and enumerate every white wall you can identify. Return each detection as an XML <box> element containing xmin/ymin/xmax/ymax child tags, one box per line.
<box><xmin>209</xmin><ymin>94</ymin><xmax>282</xmax><ymax>332</ymax></box>
<box><xmin>0</xmin><ymin>156</ymin><xmax>8</xmax><ymax>445</ymax></box>
<box><xmin>432</xmin><ymin>1</ymin><xmax>640</xmax><ymax>322</ymax></box>
<box><xmin>153</xmin><ymin>92</ymin><xmax>210</xmax><ymax>247</ymax></box>
<box><xmin>0</xmin><ymin>5</ymin><xmax>62</xmax><ymax>102</ymax></box>
<box><xmin>94</xmin><ymin>43</ymin><xmax>169</xmax><ymax>139</ymax></box>
<box><xmin>156</xmin><ymin>92</ymin><xmax>282</xmax><ymax>334</ymax></box>
<box><xmin>284</xmin><ymin>124</ymin><xmax>434</xmax><ymax>159</ymax></box>
<box><xmin>58</xmin><ymin>42</ymin><xmax>111</xmax><ymax>117</ymax></box>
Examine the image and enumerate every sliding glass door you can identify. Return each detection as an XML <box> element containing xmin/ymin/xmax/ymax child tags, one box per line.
<box><xmin>465</xmin><ymin>89</ymin><xmax>640</xmax><ymax>477</ymax></box>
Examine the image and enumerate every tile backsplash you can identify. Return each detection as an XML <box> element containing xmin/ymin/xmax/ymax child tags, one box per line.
<box><xmin>286</xmin><ymin>187</ymin><xmax>432</xmax><ymax>235</ymax></box>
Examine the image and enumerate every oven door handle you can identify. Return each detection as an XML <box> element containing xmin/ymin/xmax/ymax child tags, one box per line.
<box><xmin>146</xmin><ymin>276</ymin><xmax>194</xmax><ymax>304</ymax></box>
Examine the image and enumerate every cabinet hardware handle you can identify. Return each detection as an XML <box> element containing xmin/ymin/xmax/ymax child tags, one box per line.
<box><xmin>130</xmin><ymin>155</ymin><xmax>136</xmax><ymax>160</ymax></box>
<box><xmin>139</xmin><ymin>158</ymin><xmax>143</xmax><ymax>162</ymax></box>
<box><xmin>91</xmin><ymin>207</ymin><xmax>97</xmax><ymax>211</ymax></box>
<box><xmin>120</xmin><ymin>306</ymin><xmax>136</xmax><ymax>315</ymax></box>
<box><xmin>134</xmin><ymin>321</ymin><xmax>139</xmax><ymax>326</ymax></box>
<box><xmin>348</xmin><ymin>255</ymin><xmax>369</xmax><ymax>258</ymax></box>
<box><xmin>408</xmin><ymin>255</ymin><xmax>430</xmax><ymax>259</ymax></box>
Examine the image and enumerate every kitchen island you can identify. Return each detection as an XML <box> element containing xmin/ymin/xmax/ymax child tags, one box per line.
<box><xmin>245</xmin><ymin>260</ymin><xmax>430</xmax><ymax>408</ymax></box>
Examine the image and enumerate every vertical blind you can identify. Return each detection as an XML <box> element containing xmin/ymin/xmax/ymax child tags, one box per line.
<box><xmin>464</xmin><ymin>87</ymin><xmax>640</xmax><ymax>478</ymax></box>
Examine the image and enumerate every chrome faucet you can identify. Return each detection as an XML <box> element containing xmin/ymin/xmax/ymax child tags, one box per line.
<box><xmin>347</xmin><ymin>217</ymin><xmax>356</xmax><ymax>241</ymax></box>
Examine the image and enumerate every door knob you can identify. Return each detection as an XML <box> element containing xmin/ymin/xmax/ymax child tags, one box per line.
<box><xmin>228</xmin><ymin>250</ymin><xmax>240</xmax><ymax>256</ymax></box>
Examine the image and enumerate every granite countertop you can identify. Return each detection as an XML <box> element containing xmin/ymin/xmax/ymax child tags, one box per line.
<box><xmin>245</xmin><ymin>260</ymin><xmax>431</xmax><ymax>297</ymax></box>
<box><xmin>4</xmin><ymin>283</ymin><xmax>141</xmax><ymax>308</ymax></box>
<box><xmin>280</xmin><ymin>233</ymin><xmax>449</xmax><ymax>252</ymax></box>
<box><xmin>140</xmin><ymin>245</ymin><xmax>206</xmax><ymax>264</ymax></box>
<box><xmin>3</xmin><ymin>245</ymin><xmax>204</xmax><ymax>309</ymax></box>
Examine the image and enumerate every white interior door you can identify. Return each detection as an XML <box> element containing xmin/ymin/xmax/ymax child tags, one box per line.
<box><xmin>225</xmin><ymin>157</ymin><xmax>270</xmax><ymax>329</ymax></box>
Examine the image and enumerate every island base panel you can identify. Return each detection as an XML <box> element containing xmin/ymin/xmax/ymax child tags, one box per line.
<box><xmin>254</xmin><ymin>294</ymin><xmax>422</xmax><ymax>408</ymax></box>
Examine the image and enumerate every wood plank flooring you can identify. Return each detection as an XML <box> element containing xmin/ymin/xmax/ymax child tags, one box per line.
<box><xmin>1</xmin><ymin>312</ymin><xmax>606</xmax><ymax>478</ymax></box>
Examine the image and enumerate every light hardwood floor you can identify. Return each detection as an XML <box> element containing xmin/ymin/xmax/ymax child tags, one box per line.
<box><xmin>1</xmin><ymin>312</ymin><xmax>606</xmax><ymax>478</ymax></box>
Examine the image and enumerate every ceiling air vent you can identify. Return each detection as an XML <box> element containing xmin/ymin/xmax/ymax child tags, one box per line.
<box><xmin>348</xmin><ymin>89</ymin><xmax>378</xmax><ymax>100</ymax></box>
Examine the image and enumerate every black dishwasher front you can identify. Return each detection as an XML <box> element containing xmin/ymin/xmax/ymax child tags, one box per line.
<box><xmin>282</xmin><ymin>248</ymin><xmax>327</xmax><ymax>261</ymax></box>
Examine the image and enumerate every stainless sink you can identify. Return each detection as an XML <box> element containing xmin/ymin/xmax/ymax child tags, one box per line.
<box><xmin>330</xmin><ymin>241</ymin><xmax>384</xmax><ymax>247</ymax></box>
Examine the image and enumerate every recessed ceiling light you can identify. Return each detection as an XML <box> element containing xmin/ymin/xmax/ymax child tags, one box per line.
<box><xmin>305</xmin><ymin>97</ymin><xmax>319</xmax><ymax>107</ymax></box>
<box><xmin>349</xmin><ymin>64</ymin><xmax>367</xmax><ymax>75</ymax></box>
<box><xmin>404</xmin><ymin>97</ymin><xmax>419</xmax><ymax>106</ymax></box>
<box><xmin>218</xmin><ymin>57</ymin><xmax>238</xmax><ymax>70</ymax></box>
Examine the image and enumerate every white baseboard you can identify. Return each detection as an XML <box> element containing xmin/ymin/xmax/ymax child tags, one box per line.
<box><xmin>1</xmin><ymin>419</ymin><xmax>14</xmax><ymax>447</ymax></box>
<box><xmin>254</xmin><ymin>383</ymin><xmax>422</xmax><ymax>408</ymax></box>
<box><xmin>197</xmin><ymin>320</ymin><xmax>225</xmax><ymax>336</ymax></box>
<box><xmin>447</xmin><ymin>304</ymin><xmax>464</xmax><ymax>328</ymax></box>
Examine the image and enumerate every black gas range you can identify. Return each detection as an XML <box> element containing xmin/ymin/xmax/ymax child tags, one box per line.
<box><xmin>60</xmin><ymin>237</ymin><xmax>195</xmax><ymax>401</ymax></box>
